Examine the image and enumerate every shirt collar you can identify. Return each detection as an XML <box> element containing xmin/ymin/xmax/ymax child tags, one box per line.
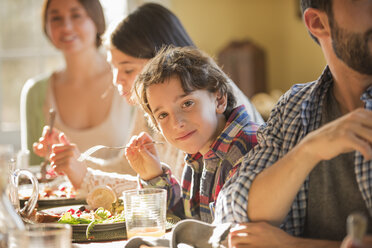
<box><xmin>185</xmin><ymin>105</ymin><xmax>250</xmax><ymax>168</ymax></box>
<box><xmin>361</xmin><ymin>85</ymin><xmax>372</xmax><ymax>109</ymax></box>
<box><xmin>301</xmin><ymin>66</ymin><xmax>372</xmax><ymax>129</ymax></box>
<box><xmin>300</xmin><ymin>66</ymin><xmax>333</xmax><ymax>131</ymax></box>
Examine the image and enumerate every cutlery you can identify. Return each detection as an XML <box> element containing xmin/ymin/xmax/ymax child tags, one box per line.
<box><xmin>40</xmin><ymin>108</ymin><xmax>56</xmax><ymax>182</ymax></box>
<box><xmin>78</xmin><ymin>141</ymin><xmax>164</xmax><ymax>162</ymax></box>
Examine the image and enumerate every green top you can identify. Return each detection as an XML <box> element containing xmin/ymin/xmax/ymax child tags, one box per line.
<box><xmin>20</xmin><ymin>75</ymin><xmax>50</xmax><ymax>165</ymax></box>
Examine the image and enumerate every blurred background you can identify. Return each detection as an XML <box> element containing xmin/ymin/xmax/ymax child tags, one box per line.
<box><xmin>0</xmin><ymin>0</ymin><xmax>326</xmax><ymax>149</ymax></box>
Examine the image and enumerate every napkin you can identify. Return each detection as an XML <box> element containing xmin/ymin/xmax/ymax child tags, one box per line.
<box><xmin>125</xmin><ymin>219</ymin><xmax>232</xmax><ymax>248</ymax></box>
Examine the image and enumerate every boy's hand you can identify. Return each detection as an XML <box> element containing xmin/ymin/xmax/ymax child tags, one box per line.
<box><xmin>33</xmin><ymin>126</ymin><xmax>61</xmax><ymax>158</ymax></box>
<box><xmin>125</xmin><ymin>132</ymin><xmax>163</xmax><ymax>181</ymax></box>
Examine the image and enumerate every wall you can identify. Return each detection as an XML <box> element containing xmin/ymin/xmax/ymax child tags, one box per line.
<box><xmin>170</xmin><ymin>0</ymin><xmax>327</xmax><ymax>92</ymax></box>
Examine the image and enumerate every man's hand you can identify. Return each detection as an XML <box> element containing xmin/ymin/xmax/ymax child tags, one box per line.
<box><xmin>228</xmin><ymin>222</ymin><xmax>341</xmax><ymax>248</ymax></box>
<box><xmin>341</xmin><ymin>235</ymin><xmax>372</xmax><ymax>248</ymax></box>
<box><xmin>301</xmin><ymin>108</ymin><xmax>372</xmax><ymax>163</ymax></box>
<box><xmin>228</xmin><ymin>222</ymin><xmax>295</xmax><ymax>248</ymax></box>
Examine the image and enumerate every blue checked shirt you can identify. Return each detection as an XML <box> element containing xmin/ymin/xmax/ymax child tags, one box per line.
<box><xmin>214</xmin><ymin>67</ymin><xmax>372</xmax><ymax>236</ymax></box>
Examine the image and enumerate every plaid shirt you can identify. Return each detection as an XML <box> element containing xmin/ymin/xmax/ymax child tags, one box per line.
<box><xmin>214</xmin><ymin>67</ymin><xmax>372</xmax><ymax>236</ymax></box>
<box><xmin>142</xmin><ymin>105</ymin><xmax>258</xmax><ymax>223</ymax></box>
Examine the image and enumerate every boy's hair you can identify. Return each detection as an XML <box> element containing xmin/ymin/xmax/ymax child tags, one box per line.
<box><xmin>300</xmin><ymin>0</ymin><xmax>333</xmax><ymax>44</ymax></box>
<box><xmin>135</xmin><ymin>46</ymin><xmax>237</xmax><ymax>130</ymax></box>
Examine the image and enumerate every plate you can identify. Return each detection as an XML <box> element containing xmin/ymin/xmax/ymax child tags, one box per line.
<box><xmin>40</xmin><ymin>204</ymin><xmax>181</xmax><ymax>234</ymax></box>
<box><xmin>19</xmin><ymin>182</ymin><xmax>86</xmax><ymax>207</ymax></box>
<box><xmin>39</xmin><ymin>205</ymin><xmax>125</xmax><ymax>233</ymax></box>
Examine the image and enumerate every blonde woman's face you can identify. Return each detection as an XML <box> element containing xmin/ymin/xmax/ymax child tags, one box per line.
<box><xmin>45</xmin><ymin>0</ymin><xmax>97</xmax><ymax>53</ymax></box>
<box><xmin>108</xmin><ymin>48</ymin><xmax>149</xmax><ymax>104</ymax></box>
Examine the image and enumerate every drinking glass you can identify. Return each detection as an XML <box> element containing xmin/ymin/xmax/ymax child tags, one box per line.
<box><xmin>2</xmin><ymin>156</ymin><xmax>38</xmax><ymax>217</ymax></box>
<box><xmin>123</xmin><ymin>188</ymin><xmax>167</xmax><ymax>239</ymax></box>
<box><xmin>8</xmin><ymin>223</ymin><xmax>72</xmax><ymax>248</ymax></box>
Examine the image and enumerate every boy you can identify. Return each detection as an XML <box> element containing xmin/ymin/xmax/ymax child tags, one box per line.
<box><xmin>125</xmin><ymin>46</ymin><xmax>259</xmax><ymax>223</ymax></box>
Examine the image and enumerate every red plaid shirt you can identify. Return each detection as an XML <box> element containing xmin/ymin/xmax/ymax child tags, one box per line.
<box><xmin>141</xmin><ymin>105</ymin><xmax>258</xmax><ymax>223</ymax></box>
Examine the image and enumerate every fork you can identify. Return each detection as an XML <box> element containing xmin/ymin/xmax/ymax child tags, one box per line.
<box><xmin>77</xmin><ymin>141</ymin><xmax>164</xmax><ymax>162</ymax></box>
<box><xmin>40</xmin><ymin>108</ymin><xmax>56</xmax><ymax>182</ymax></box>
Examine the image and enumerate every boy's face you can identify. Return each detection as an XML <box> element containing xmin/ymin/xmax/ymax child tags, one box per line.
<box><xmin>146</xmin><ymin>76</ymin><xmax>227</xmax><ymax>155</ymax></box>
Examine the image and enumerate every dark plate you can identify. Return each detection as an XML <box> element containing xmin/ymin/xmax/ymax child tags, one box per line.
<box><xmin>19</xmin><ymin>183</ymin><xmax>85</xmax><ymax>207</ymax></box>
<box><xmin>40</xmin><ymin>205</ymin><xmax>181</xmax><ymax>234</ymax></box>
<box><xmin>40</xmin><ymin>205</ymin><xmax>125</xmax><ymax>233</ymax></box>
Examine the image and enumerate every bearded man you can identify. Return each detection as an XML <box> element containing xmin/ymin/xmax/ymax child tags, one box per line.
<box><xmin>215</xmin><ymin>0</ymin><xmax>372</xmax><ymax>247</ymax></box>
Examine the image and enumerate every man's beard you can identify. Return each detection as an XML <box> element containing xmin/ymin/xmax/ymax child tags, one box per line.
<box><xmin>331</xmin><ymin>19</ymin><xmax>372</xmax><ymax>75</ymax></box>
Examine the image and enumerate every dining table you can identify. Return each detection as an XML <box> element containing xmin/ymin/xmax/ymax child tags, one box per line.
<box><xmin>73</xmin><ymin>239</ymin><xmax>128</xmax><ymax>248</ymax></box>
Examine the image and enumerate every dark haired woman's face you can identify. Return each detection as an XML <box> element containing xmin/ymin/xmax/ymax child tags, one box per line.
<box><xmin>108</xmin><ymin>48</ymin><xmax>149</xmax><ymax>104</ymax></box>
<box><xmin>45</xmin><ymin>0</ymin><xmax>97</xmax><ymax>53</ymax></box>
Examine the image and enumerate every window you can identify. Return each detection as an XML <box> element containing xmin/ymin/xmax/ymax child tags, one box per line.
<box><xmin>0</xmin><ymin>0</ymin><xmax>126</xmax><ymax>149</ymax></box>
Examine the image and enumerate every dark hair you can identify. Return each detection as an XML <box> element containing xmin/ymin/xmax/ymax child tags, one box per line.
<box><xmin>300</xmin><ymin>0</ymin><xmax>333</xmax><ymax>44</ymax></box>
<box><xmin>42</xmin><ymin>0</ymin><xmax>106</xmax><ymax>47</ymax></box>
<box><xmin>110</xmin><ymin>3</ymin><xmax>195</xmax><ymax>59</ymax></box>
<box><xmin>135</xmin><ymin>46</ymin><xmax>237</xmax><ymax>130</ymax></box>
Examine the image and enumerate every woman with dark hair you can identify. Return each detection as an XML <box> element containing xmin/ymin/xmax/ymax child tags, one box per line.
<box><xmin>33</xmin><ymin>3</ymin><xmax>263</xmax><ymax>197</ymax></box>
<box><xmin>21</xmin><ymin>0</ymin><xmax>132</xmax><ymax>173</ymax></box>
<box><xmin>110</xmin><ymin>3</ymin><xmax>194</xmax><ymax>59</ymax></box>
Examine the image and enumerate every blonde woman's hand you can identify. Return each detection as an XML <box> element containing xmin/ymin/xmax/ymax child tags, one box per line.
<box><xmin>33</xmin><ymin>126</ymin><xmax>61</xmax><ymax>158</ymax></box>
<box><xmin>49</xmin><ymin>133</ymin><xmax>87</xmax><ymax>189</ymax></box>
<box><xmin>125</xmin><ymin>132</ymin><xmax>163</xmax><ymax>181</ymax></box>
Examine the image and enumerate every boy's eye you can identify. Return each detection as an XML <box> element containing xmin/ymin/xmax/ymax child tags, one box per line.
<box><xmin>125</xmin><ymin>69</ymin><xmax>134</xmax><ymax>74</ymax></box>
<box><xmin>50</xmin><ymin>16</ymin><xmax>62</xmax><ymax>22</ymax></box>
<box><xmin>182</xmin><ymin>100</ymin><xmax>194</xmax><ymax>108</ymax></box>
<box><xmin>72</xmin><ymin>13</ymin><xmax>82</xmax><ymax>19</ymax></box>
<box><xmin>157</xmin><ymin>112</ymin><xmax>168</xmax><ymax>120</ymax></box>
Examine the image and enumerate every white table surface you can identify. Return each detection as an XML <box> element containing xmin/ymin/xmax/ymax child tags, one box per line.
<box><xmin>72</xmin><ymin>240</ymin><xmax>127</xmax><ymax>248</ymax></box>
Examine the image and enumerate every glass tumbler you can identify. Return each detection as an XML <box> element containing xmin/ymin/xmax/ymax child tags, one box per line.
<box><xmin>8</xmin><ymin>223</ymin><xmax>72</xmax><ymax>248</ymax></box>
<box><xmin>123</xmin><ymin>188</ymin><xmax>167</xmax><ymax>239</ymax></box>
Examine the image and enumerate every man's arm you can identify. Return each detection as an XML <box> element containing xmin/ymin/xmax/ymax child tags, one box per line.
<box><xmin>247</xmin><ymin>108</ymin><xmax>372</xmax><ymax>225</ymax></box>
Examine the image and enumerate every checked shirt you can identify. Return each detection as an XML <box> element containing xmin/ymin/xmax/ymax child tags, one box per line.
<box><xmin>142</xmin><ymin>105</ymin><xmax>258</xmax><ymax>223</ymax></box>
<box><xmin>214</xmin><ymin>67</ymin><xmax>372</xmax><ymax>236</ymax></box>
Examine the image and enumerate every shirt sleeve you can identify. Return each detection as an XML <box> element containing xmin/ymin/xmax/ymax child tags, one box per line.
<box><xmin>214</xmin><ymin>95</ymin><xmax>288</xmax><ymax>224</ymax></box>
<box><xmin>140</xmin><ymin>163</ymin><xmax>183</xmax><ymax>218</ymax></box>
<box><xmin>20</xmin><ymin>77</ymin><xmax>48</xmax><ymax>166</ymax></box>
